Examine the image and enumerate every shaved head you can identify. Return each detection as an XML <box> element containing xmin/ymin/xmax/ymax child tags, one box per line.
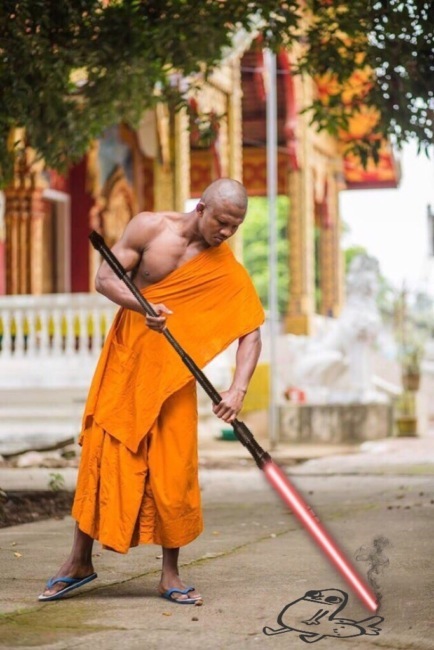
<box><xmin>201</xmin><ymin>178</ymin><xmax>248</xmax><ymax>214</ymax></box>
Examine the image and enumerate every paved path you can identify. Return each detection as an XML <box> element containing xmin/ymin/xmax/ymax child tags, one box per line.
<box><xmin>0</xmin><ymin>436</ymin><xmax>433</xmax><ymax>649</ymax></box>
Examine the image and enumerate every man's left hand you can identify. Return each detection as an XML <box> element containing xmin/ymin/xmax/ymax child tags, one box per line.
<box><xmin>212</xmin><ymin>387</ymin><xmax>246</xmax><ymax>423</ymax></box>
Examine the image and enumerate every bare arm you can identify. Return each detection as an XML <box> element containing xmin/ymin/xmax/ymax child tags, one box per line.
<box><xmin>213</xmin><ymin>328</ymin><xmax>262</xmax><ymax>423</ymax></box>
<box><xmin>95</xmin><ymin>213</ymin><xmax>172</xmax><ymax>329</ymax></box>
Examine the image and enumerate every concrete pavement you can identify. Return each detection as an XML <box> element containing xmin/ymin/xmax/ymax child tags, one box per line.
<box><xmin>0</xmin><ymin>434</ymin><xmax>433</xmax><ymax>649</ymax></box>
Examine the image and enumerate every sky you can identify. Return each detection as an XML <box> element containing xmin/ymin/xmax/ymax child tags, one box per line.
<box><xmin>339</xmin><ymin>141</ymin><xmax>434</xmax><ymax>294</ymax></box>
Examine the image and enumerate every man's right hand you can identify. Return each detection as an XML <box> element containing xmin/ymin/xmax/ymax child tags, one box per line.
<box><xmin>146</xmin><ymin>303</ymin><xmax>173</xmax><ymax>332</ymax></box>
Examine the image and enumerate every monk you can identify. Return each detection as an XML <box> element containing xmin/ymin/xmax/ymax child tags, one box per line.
<box><xmin>39</xmin><ymin>178</ymin><xmax>265</xmax><ymax>604</ymax></box>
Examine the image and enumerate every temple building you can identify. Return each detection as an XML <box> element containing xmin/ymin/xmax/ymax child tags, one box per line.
<box><xmin>0</xmin><ymin>43</ymin><xmax>399</xmax><ymax>334</ymax></box>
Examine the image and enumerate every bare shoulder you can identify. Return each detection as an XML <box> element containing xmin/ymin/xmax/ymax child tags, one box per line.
<box><xmin>120</xmin><ymin>211</ymin><xmax>167</xmax><ymax>251</ymax></box>
<box><xmin>127</xmin><ymin>211</ymin><xmax>167</xmax><ymax>235</ymax></box>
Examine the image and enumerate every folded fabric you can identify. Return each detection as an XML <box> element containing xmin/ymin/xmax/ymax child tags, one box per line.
<box><xmin>82</xmin><ymin>243</ymin><xmax>265</xmax><ymax>453</ymax></box>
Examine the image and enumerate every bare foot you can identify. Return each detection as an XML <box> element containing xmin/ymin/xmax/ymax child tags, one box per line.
<box><xmin>158</xmin><ymin>576</ymin><xmax>202</xmax><ymax>604</ymax></box>
<box><xmin>39</xmin><ymin>561</ymin><xmax>95</xmax><ymax>599</ymax></box>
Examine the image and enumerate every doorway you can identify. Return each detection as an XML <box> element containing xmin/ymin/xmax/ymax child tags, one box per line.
<box><xmin>41</xmin><ymin>189</ymin><xmax>71</xmax><ymax>294</ymax></box>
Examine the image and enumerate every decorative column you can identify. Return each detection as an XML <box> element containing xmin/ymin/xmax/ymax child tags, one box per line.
<box><xmin>227</xmin><ymin>62</ymin><xmax>244</xmax><ymax>259</ymax></box>
<box><xmin>5</xmin><ymin>190</ymin><xmax>19</xmax><ymax>294</ymax></box>
<box><xmin>227</xmin><ymin>64</ymin><xmax>243</xmax><ymax>182</ymax></box>
<box><xmin>318</xmin><ymin>173</ymin><xmax>344</xmax><ymax>317</ymax></box>
<box><xmin>4</xmin><ymin>133</ymin><xmax>47</xmax><ymax>295</ymax></box>
<box><xmin>0</xmin><ymin>190</ymin><xmax>5</xmax><ymax>294</ymax></box>
<box><xmin>154</xmin><ymin>103</ymin><xmax>174</xmax><ymax>211</ymax></box>
<box><xmin>173</xmin><ymin>107</ymin><xmax>191</xmax><ymax>212</ymax></box>
<box><xmin>154</xmin><ymin>104</ymin><xmax>190</xmax><ymax>212</ymax></box>
<box><xmin>285</xmin><ymin>76</ymin><xmax>316</xmax><ymax>335</ymax></box>
<box><xmin>28</xmin><ymin>189</ymin><xmax>46</xmax><ymax>294</ymax></box>
<box><xmin>285</xmin><ymin>165</ymin><xmax>316</xmax><ymax>334</ymax></box>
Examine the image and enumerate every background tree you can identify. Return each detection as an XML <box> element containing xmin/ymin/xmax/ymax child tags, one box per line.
<box><xmin>243</xmin><ymin>196</ymin><xmax>290</xmax><ymax>316</ymax></box>
<box><xmin>1</xmin><ymin>0</ymin><xmax>432</xmax><ymax>185</ymax></box>
<box><xmin>299</xmin><ymin>0</ymin><xmax>434</xmax><ymax>164</ymax></box>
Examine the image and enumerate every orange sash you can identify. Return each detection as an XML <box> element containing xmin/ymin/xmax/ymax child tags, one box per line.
<box><xmin>82</xmin><ymin>243</ymin><xmax>264</xmax><ymax>452</ymax></box>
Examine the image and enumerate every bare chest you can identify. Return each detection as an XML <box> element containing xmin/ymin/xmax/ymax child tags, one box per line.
<box><xmin>135</xmin><ymin>233</ymin><xmax>204</xmax><ymax>288</ymax></box>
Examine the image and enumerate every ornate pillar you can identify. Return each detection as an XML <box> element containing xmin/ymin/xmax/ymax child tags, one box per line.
<box><xmin>285</xmin><ymin>166</ymin><xmax>316</xmax><ymax>334</ymax></box>
<box><xmin>28</xmin><ymin>189</ymin><xmax>46</xmax><ymax>294</ymax></box>
<box><xmin>0</xmin><ymin>191</ymin><xmax>5</xmax><ymax>295</ymax></box>
<box><xmin>154</xmin><ymin>103</ymin><xmax>173</xmax><ymax>211</ymax></box>
<box><xmin>318</xmin><ymin>174</ymin><xmax>344</xmax><ymax>317</ymax></box>
<box><xmin>285</xmin><ymin>77</ymin><xmax>316</xmax><ymax>335</ymax></box>
<box><xmin>4</xmin><ymin>134</ymin><xmax>47</xmax><ymax>295</ymax></box>
<box><xmin>227</xmin><ymin>62</ymin><xmax>244</xmax><ymax>259</ymax></box>
<box><xmin>5</xmin><ymin>194</ymin><xmax>17</xmax><ymax>294</ymax></box>
<box><xmin>173</xmin><ymin>107</ymin><xmax>190</xmax><ymax>212</ymax></box>
<box><xmin>154</xmin><ymin>104</ymin><xmax>190</xmax><ymax>212</ymax></box>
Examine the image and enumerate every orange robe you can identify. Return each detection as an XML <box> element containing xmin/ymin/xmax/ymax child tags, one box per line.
<box><xmin>72</xmin><ymin>243</ymin><xmax>264</xmax><ymax>552</ymax></box>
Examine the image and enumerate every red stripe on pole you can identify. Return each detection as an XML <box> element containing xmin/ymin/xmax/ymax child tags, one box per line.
<box><xmin>263</xmin><ymin>461</ymin><xmax>378</xmax><ymax>612</ymax></box>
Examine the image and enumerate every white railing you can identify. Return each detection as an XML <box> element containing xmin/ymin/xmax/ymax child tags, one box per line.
<box><xmin>0</xmin><ymin>292</ymin><xmax>118</xmax><ymax>359</ymax></box>
<box><xmin>0</xmin><ymin>291</ymin><xmax>228</xmax><ymax>453</ymax></box>
<box><xmin>0</xmin><ymin>293</ymin><xmax>117</xmax><ymax>453</ymax></box>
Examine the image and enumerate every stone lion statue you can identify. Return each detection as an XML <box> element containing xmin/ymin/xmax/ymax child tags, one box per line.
<box><xmin>285</xmin><ymin>253</ymin><xmax>382</xmax><ymax>403</ymax></box>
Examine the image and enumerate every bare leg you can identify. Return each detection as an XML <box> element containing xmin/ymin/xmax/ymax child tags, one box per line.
<box><xmin>158</xmin><ymin>547</ymin><xmax>202</xmax><ymax>603</ymax></box>
<box><xmin>40</xmin><ymin>523</ymin><xmax>95</xmax><ymax>598</ymax></box>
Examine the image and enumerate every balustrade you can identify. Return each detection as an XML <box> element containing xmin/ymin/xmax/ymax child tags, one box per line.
<box><xmin>0</xmin><ymin>293</ymin><xmax>117</xmax><ymax>358</ymax></box>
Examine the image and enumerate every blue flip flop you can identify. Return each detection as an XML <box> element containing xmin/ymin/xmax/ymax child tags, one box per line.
<box><xmin>160</xmin><ymin>586</ymin><xmax>202</xmax><ymax>605</ymax></box>
<box><xmin>38</xmin><ymin>572</ymin><xmax>98</xmax><ymax>601</ymax></box>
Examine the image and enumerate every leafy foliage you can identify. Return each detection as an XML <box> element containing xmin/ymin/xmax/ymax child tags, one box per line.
<box><xmin>299</xmin><ymin>1</ymin><xmax>434</xmax><ymax>163</ymax></box>
<box><xmin>0</xmin><ymin>0</ymin><xmax>302</xmax><ymax>184</ymax></box>
<box><xmin>1</xmin><ymin>0</ymin><xmax>433</xmax><ymax>185</ymax></box>
<box><xmin>243</xmin><ymin>196</ymin><xmax>289</xmax><ymax>315</ymax></box>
